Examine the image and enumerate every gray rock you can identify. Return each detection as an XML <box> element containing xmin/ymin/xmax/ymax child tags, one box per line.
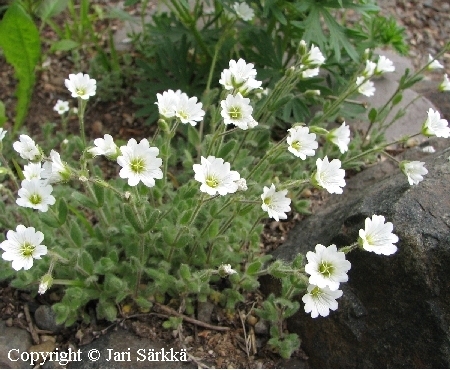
<box><xmin>197</xmin><ymin>301</ymin><xmax>215</xmax><ymax>324</ymax></box>
<box><xmin>34</xmin><ymin>305</ymin><xmax>63</xmax><ymax>333</ymax></box>
<box><xmin>0</xmin><ymin>321</ymin><xmax>33</xmax><ymax>369</ymax></box>
<box><xmin>349</xmin><ymin>49</ymin><xmax>436</xmax><ymax>144</ymax></box>
<box><xmin>272</xmin><ymin>138</ymin><xmax>450</xmax><ymax>368</ymax></box>
<box><xmin>68</xmin><ymin>327</ymin><xmax>196</xmax><ymax>369</ymax></box>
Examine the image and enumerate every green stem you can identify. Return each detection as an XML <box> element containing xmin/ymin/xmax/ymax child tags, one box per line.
<box><xmin>246</xmin><ymin>136</ymin><xmax>287</xmax><ymax>181</ymax></box>
<box><xmin>168</xmin><ymin>193</ymin><xmax>206</xmax><ymax>262</ymax></box>
<box><xmin>339</xmin><ymin>242</ymin><xmax>359</xmax><ymax>254</ymax></box>
<box><xmin>77</xmin><ymin>98</ymin><xmax>88</xmax><ymax>148</ymax></box>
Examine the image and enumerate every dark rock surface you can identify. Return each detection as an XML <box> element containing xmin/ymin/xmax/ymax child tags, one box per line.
<box><xmin>273</xmin><ymin>138</ymin><xmax>450</xmax><ymax>368</ymax></box>
<box><xmin>0</xmin><ymin>321</ymin><xmax>32</xmax><ymax>369</ymax></box>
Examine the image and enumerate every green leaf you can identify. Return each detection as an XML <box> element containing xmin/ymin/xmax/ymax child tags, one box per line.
<box><xmin>50</xmin><ymin>39</ymin><xmax>79</xmax><ymax>52</ymax></box>
<box><xmin>208</xmin><ymin>220</ymin><xmax>220</xmax><ymax>239</ymax></box>
<box><xmin>71</xmin><ymin>191</ymin><xmax>97</xmax><ymax>209</ymax></box>
<box><xmin>162</xmin><ymin>226</ymin><xmax>176</xmax><ymax>245</ymax></box>
<box><xmin>70</xmin><ymin>223</ymin><xmax>83</xmax><ymax>247</ymax></box>
<box><xmin>37</xmin><ymin>0</ymin><xmax>69</xmax><ymax>22</ymax></box>
<box><xmin>78</xmin><ymin>250</ymin><xmax>94</xmax><ymax>274</ymax></box>
<box><xmin>58</xmin><ymin>198</ymin><xmax>68</xmax><ymax>225</ymax></box>
<box><xmin>0</xmin><ymin>2</ymin><xmax>41</xmax><ymax>131</ymax></box>
<box><xmin>179</xmin><ymin>264</ymin><xmax>191</xmax><ymax>280</ymax></box>
<box><xmin>123</xmin><ymin>205</ymin><xmax>144</xmax><ymax>233</ymax></box>
<box><xmin>134</xmin><ymin>296</ymin><xmax>153</xmax><ymax>310</ymax></box>
<box><xmin>246</xmin><ymin>261</ymin><xmax>262</xmax><ymax>276</ymax></box>
<box><xmin>94</xmin><ymin>257</ymin><xmax>115</xmax><ymax>274</ymax></box>
<box><xmin>93</xmin><ymin>182</ymin><xmax>104</xmax><ymax>207</ymax></box>
<box><xmin>392</xmin><ymin>93</ymin><xmax>403</xmax><ymax>106</ymax></box>
<box><xmin>0</xmin><ymin>101</ymin><xmax>7</xmax><ymax>126</ymax></box>
<box><xmin>368</xmin><ymin>108</ymin><xmax>377</xmax><ymax>123</ymax></box>
<box><xmin>40</xmin><ymin>212</ymin><xmax>60</xmax><ymax>228</ymax></box>
<box><xmin>96</xmin><ymin>299</ymin><xmax>117</xmax><ymax>322</ymax></box>
<box><xmin>217</xmin><ymin>139</ymin><xmax>236</xmax><ymax>159</ymax></box>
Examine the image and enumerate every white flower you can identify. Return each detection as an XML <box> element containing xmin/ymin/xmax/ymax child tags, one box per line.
<box><xmin>327</xmin><ymin>122</ymin><xmax>350</xmax><ymax>154</ymax></box>
<box><xmin>193</xmin><ymin>156</ymin><xmax>240</xmax><ymax>196</ymax></box>
<box><xmin>155</xmin><ymin>89</ymin><xmax>184</xmax><ymax>118</ymax></box>
<box><xmin>0</xmin><ymin>225</ymin><xmax>47</xmax><ymax>271</ymax></box>
<box><xmin>305</xmin><ymin>244</ymin><xmax>351</xmax><ymax>291</ymax></box>
<box><xmin>400</xmin><ymin>160</ymin><xmax>428</xmax><ymax>185</ymax></box>
<box><xmin>358</xmin><ymin>215</ymin><xmax>398</xmax><ymax>255</ymax></box>
<box><xmin>88</xmin><ymin>134</ymin><xmax>120</xmax><ymax>159</ymax></box>
<box><xmin>428</xmin><ymin>54</ymin><xmax>444</xmax><ymax>70</ymax></box>
<box><xmin>313</xmin><ymin>156</ymin><xmax>346</xmax><ymax>194</ymax></box>
<box><xmin>235</xmin><ymin>178</ymin><xmax>248</xmax><ymax>191</ymax></box>
<box><xmin>219</xmin><ymin>264</ymin><xmax>238</xmax><ymax>276</ymax></box>
<box><xmin>219</xmin><ymin>59</ymin><xmax>261</xmax><ymax>94</ymax></box>
<box><xmin>53</xmin><ymin>100</ymin><xmax>69</xmax><ymax>115</ymax></box>
<box><xmin>421</xmin><ymin>145</ymin><xmax>435</xmax><ymax>153</ymax></box>
<box><xmin>261</xmin><ymin>183</ymin><xmax>291</xmax><ymax>221</ymax></box>
<box><xmin>287</xmin><ymin>126</ymin><xmax>318</xmax><ymax>159</ymax></box>
<box><xmin>439</xmin><ymin>74</ymin><xmax>450</xmax><ymax>92</ymax></box>
<box><xmin>356</xmin><ymin>76</ymin><xmax>375</xmax><ymax>97</ymax></box>
<box><xmin>301</xmin><ymin>68</ymin><xmax>320</xmax><ymax>78</ymax></box>
<box><xmin>41</xmin><ymin>150</ymin><xmax>71</xmax><ymax>183</ymax></box>
<box><xmin>375</xmin><ymin>55</ymin><xmax>395</xmax><ymax>74</ymax></box>
<box><xmin>233</xmin><ymin>2</ymin><xmax>254</xmax><ymax>21</ymax></box>
<box><xmin>0</xmin><ymin>128</ymin><xmax>7</xmax><ymax>142</ymax></box>
<box><xmin>421</xmin><ymin>108</ymin><xmax>450</xmax><ymax>138</ymax></box>
<box><xmin>220</xmin><ymin>93</ymin><xmax>255</xmax><ymax>129</ymax></box>
<box><xmin>16</xmin><ymin>179</ymin><xmax>56</xmax><ymax>212</ymax></box>
<box><xmin>363</xmin><ymin>60</ymin><xmax>376</xmax><ymax>77</ymax></box>
<box><xmin>302</xmin><ymin>284</ymin><xmax>343</xmax><ymax>318</ymax></box>
<box><xmin>175</xmin><ymin>94</ymin><xmax>205</xmax><ymax>126</ymax></box>
<box><xmin>64</xmin><ymin>73</ymin><xmax>96</xmax><ymax>100</ymax></box>
<box><xmin>23</xmin><ymin>162</ymin><xmax>43</xmax><ymax>180</ymax></box>
<box><xmin>117</xmin><ymin>138</ymin><xmax>163</xmax><ymax>187</ymax></box>
<box><xmin>13</xmin><ymin>135</ymin><xmax>41</xmax><ymax>161</ymax></box>
<box><xmin>304</xmin><ymin>43</ymin><xmax>325</xmax><ymax>67</ymax></box>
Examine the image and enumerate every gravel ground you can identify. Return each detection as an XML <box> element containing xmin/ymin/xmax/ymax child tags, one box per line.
<box><xmin>378</xmin><ymin>0</ymin><xmax>450</xmax><ymax>69</ymax></box>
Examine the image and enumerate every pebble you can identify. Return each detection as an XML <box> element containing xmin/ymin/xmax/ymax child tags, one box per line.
<box><xmin>34</xmin><ymin>305</ymin><xmax>63</xmax><ymax>333</ymax></box>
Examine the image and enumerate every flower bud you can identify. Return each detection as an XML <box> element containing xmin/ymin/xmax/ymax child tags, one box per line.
<box><xmin>304</xmin><ymin>89</ymin><xmax>321</xmax><ymax>98</ymax></box>
<box><xmin>38</xmin><ymin>274</ymin><xmax>53</xmax><ymax>294</ymax></box>
<box><xmin>297</xmin><ymin>40</ymin><xmax>308</xmax><ymax>58</ymax></box>
<box><xmin>158</xmin><ymin>119</ymin><xmax>170</xmax><ymax>133</ymax></box>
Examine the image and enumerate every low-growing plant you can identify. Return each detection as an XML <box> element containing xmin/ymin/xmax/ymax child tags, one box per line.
<box><xmin>131</xmin><ymin>0</ymin><xmax>408</xmax><ymax>126</ymax></box>
<box><xmin>1</xmin><ymin>36</ymin><xmax>449</xmax><ymax>358</ymax></box>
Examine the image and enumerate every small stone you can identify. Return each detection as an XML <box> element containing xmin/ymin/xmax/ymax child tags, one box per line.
<box><xmin>197</xmin><ymin>301</ymin><xmax>215</xmax><ymax>324</ymax></box>
<box><xmin>34</xmin><ymin>305</ymin><xmax>63</xmax><ymax>333</ymax></box>
<box><xmin>246</xmin><ymin>315</ymin><xmax>258</xmax><ymax>326</ymax></box>
<box><xmin>254</xmin><ymin>319</ymin><xmax>269</xmax><ymax>335</ymax></box>
<box><xmin>28</xmin><ymin>341</ymin><xmax>57</xmax><ymax>367</ymax></box>
<box><xmin>0</xmin><ymin>321</ymin><xmax>32</xmax><ymax>369</ymax></box>
<box><xmin>5</xmin><ymin>318</ymin><xmax>13</xmax><ymax>327</ymax></box>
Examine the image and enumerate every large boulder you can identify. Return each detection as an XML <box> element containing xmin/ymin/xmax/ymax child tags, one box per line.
<box><xmin>272</xmin><ymin>139</ymin><xmax>450</xmax><ymax>368</ymax></box>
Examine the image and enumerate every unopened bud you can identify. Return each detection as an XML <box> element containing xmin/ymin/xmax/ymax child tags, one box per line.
<box><xmin>38</xmin><ymin>274</ymin><xmax>53</xmax><ymax>294</ymax></box>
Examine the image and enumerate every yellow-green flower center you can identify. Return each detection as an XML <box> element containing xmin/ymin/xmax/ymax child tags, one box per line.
<box><xmin>292</xmin><ymin>140</ymin><xmax>301</xmax><ymax>151</ymax></box>
<box><xmin>29</xmin><ymin>194</ymin><xmax>42</xmax><ymax>205</ymax></box>
<box><xmin>206</xmin><ymin>175</ymin><xmax>219</xmax><ymax>188</ymax></box>
<box><xmin>310</xmin><ymin>286</ymin><xmax>322</xmax><ymax>297</ymax></box>
<box><xmin>178</xmin><ymin>111</ymin><xmax>189</xmax><ymax>120</ymax></box>
<box><xmin>21</xmin><ymin>242</ymin><xmax>35</xmax><ymax>257</ymax></box>
<box><xmin>76</xmin><ymin>87</ymin><xmax>86</xmax><ymax>96</ymax></box>
<box><xmin>263</xmin><ymin>197</ymin><xmax>272</xmax><ymax>206</ymax></box>
<box><xmin>318</xmin><ymin>261</ymin><xmax>334</xmax><ymax>277</ymax></box>
<box><xmin>130</xmin><ymin>158</ymin><xmax>145</xmax><ymax>174</ymax></box>
<box><xmin>229</xmin><ymin>107</ymin><xmax>242</xmax><ymax>120</ymax></box>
